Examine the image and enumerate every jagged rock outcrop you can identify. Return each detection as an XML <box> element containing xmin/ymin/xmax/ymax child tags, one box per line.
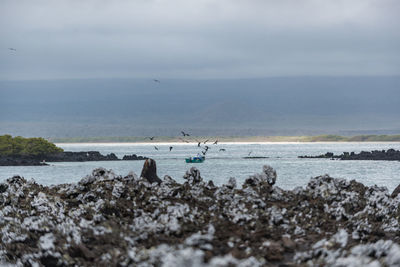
<box><xmin>122</xmin><ymin>154</ymin><xmax>147</xmax><ymax>160</ymax></box>
<box><xmin>0</xmin><ymin>151</ymin><xmax>148</xmax><ymax>166</ymax></box>
<box><xmin>140</xmin><ymin>158</ymin><xmax>162</xmax><ymax>184</ymax></box>
<box><xmin>300</xmin><ymin>149</ymin><xmax>400</xmax><ymax>161</ymax></box>
<box><xmin>183</xmin><ymin>167</ymin><xmax>202</xmax><ymax>184</ymax></box>
<box><xmin>0</xmin><ymin>164</ymin><xmax>399</xmax><ymax>266</ymax></box>
<box><xmin>0</xmin><ymin>155</ymin><xmax>48</xmax><ymax>166</ymax></box>
<box><xmin>391</xmin><ymin>184</ymin><xmax>400</xmax><ymax>198</ymax></box>
<box><xmin>45</xmin><ymin>151</ymin><xmax>119</xmax><ymax>162</ymax></box>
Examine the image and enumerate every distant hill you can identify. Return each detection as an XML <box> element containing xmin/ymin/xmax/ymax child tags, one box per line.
<box><xmin>50</xmin><ymin>135</ymin><xmax>400</xmax><ymax>143</ymax></box>
<box><xmin>1</xmin><ymin>76</ymin><xmax>399</xmax><ymax>137</ymax></box>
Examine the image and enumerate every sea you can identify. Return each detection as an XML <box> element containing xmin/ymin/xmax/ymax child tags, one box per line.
<box><xmin>1</xmin><ymin>142</ymin><xmax>400</xmax><ymax>192</ymax></box>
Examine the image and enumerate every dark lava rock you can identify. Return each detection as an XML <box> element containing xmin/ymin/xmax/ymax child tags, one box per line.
<box><xmin>0</xmin><ymin>155</ymin><xmax>48</xmax><ymax>166</ymax></box>
<box><xmin>0</xmin><ymin>183</ymin><xmax>8</xmax><ymax>193</ymax></box>
<box><xmin>243</xmin><ymin>165</ymin><xmax>276</xmax><ymax>193</ymax></box>
<box><xmin>140</xmin><ymin>158</ymin><xmax>162</xmax><ymax>184</ymax></box>
<box><xmin>122</xmin><ymin>154</ymin><xmax>148</xmax><ymax>160</ymax></box>
<box><xmin>391</xmin><ymin>184</ymin><xmax>400</xmax><ymax>198</ymax></box>
<box><xmin>1</xmin><ymin>151</ymin><xmax>148</xmax><ymax>166</ymax></box>
<box><xmin>1</xmin><ymin>164</ymin><xmax>399</xmax><ymax>266</ymax></box>
<box><xmin>45</xmin><ymin>151</ymin><xmax>119</xmax><ymax>162</ymax></box>
<box><xmin>299</xmin><ymin>149</ymin><xmax>400</xmax><ymax>161</ymax></box>
<box><xmin>183</xmin><ymin>167</ymin><xmax>202</xmax><ymax>184</ymax></box>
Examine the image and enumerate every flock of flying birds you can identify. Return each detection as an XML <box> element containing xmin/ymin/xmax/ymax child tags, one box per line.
<box><xmin>149</xmin><ymin>81</ymin><xmax>256</xmax><ymax>156</ymax></box>
<box><xmin>147</xmin><ymin>131</ymin><xmax>226</xmax><ymax>156</ymax></box>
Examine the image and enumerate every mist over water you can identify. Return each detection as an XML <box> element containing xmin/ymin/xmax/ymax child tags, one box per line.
<box><xmin>1</xmin><ymin>142</ymin><xmax>399</xmax><ymax>192</ymax></box>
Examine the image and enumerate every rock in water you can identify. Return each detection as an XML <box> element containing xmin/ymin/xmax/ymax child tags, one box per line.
<box><xmin>140</xmin><ymin>158</ymin><xmax>162</xmax><ymax>184</ymax></box>
<box><xmin>391</xmin><ymin>184</ymin><xmax>400</xmax><ymax>198</ymax></box>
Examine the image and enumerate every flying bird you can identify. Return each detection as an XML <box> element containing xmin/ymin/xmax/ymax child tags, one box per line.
<box><xmin>8</xmin><ymin>48</ymin><xmax>16</xmax><ymax>51</ymax></box>
<box><xmin>201</xmin><ymin>150</ymin><xmax>207</xmax><ymax>156</ymax></box>
<box><xmin>213</xmin><ymin>140</ymin><xmax>218</xmax><ymax>145</ymax></box>
<box><xmin>153</xmin><ymin>79</ymin><xmax>160</xmax><ymax>83</ymax></box>
<box><xmin>169</xmin><ymin>146</ymin><xmax>173</xmax><ymax>151</ymax></box>
<box><xmin>147</xmin><ymin>136</ymin><xmax>155</xmax><ymax>140</ymax></box>
<box><xmin>203</xmin><ymin>139</ymin><xmax>209</xmax><ymax>144</ymax></box>
<box><xmin>181</xmin><ymin>131</ymin><xmax>190</xmax><ymax>136</ymax></box>
<box><xmin>219</xmin><ymin>148</ymin><xmax>226</xmax><ymax>152</ymax></box>
<box><xmin>248</xmin><ymin>151</ymin><xmax>252</xmax><ymax>156</ymax></box>
<box><xmin>154</xmin><ymin>146</ymin><xmax>159</xmax><ymax>150</ymax></box>
<box><xmin>204</xmin><ymin>145</ymin><xmax>210</xmax><ymax>151</ymax></box>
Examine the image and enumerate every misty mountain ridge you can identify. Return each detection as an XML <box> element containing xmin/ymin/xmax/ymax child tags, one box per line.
<box><xmin>1</xmin><ymin>76</ymin><xmax>399</xmax><ymax>137</ymax></box>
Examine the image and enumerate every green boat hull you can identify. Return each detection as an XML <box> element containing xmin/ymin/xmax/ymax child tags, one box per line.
<box><xmin>185</xmin><ymin>156</ymin><xmax>205</xmax><ymax>163</ymax></box>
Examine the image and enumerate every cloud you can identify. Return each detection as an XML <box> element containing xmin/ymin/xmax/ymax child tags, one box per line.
<box><xmin>0</xmin><ymin>0</ymin><xmax>399</xmax><ymax>80</ymax></box>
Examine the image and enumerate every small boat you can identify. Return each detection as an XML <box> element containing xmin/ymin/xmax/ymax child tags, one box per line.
<box><xmin>185</xmin><ymin>156</ymin><xmax>205</xmax><ymax>163</ymax></box>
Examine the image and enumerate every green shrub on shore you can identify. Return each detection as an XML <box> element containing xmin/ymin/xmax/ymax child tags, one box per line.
<box><xmin>0</xmin><ymin>135</ymin><xmax>63</xmax><ymax>156</ymax></box>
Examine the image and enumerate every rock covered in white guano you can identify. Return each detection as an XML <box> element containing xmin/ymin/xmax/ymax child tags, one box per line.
<box><xmin>183</xmin><ymin>167</ymin><xmax>202</xmax><ymax>184</ymax></box>
<box><xmin>79</xmin><ymin>168</ymin><xmax>118</xmax><ymax>186</ymax></box>
<box><xmin>225</xmin><ymin>177</ymin><xmax>237</xmax><ymax>189</ymax></box>
<box><xmin>0</xmin><ymin>163</ymin><xmax>399</xmax><ymax>266</ymax></box>
<box><xmin>263</xmin><ymin>165</ymin><xmax>277</xmax><ymax>185</ymax></box>
<box><xmin>244</xmin><ymin>165</ymin><xmax>277</xmax><ymax>188</ymax></box>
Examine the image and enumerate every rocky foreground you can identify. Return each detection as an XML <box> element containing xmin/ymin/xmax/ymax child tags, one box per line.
<box><xmin>1</xmin><ymin>161</ymin><xmax>400</xmax><ymax>266</ymax></box>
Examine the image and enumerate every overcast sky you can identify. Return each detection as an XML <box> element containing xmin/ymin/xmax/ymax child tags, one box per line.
<box><xmin>0</xmin><ymin>0</ymin><xmax>399</xmax><ymax>80</ymax></box>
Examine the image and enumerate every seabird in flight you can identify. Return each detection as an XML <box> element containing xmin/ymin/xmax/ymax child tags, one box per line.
<box><xmin>181</xmin><ymin>131</ymin><xmax>190</xmax><ymax>136</ymax></box>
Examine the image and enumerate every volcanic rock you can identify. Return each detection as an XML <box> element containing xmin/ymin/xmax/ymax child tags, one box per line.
<box><xmin>0</xmin><ymin>151</ymin><xmax>148</xmax><ymax>166</ymax></box>
<box><xmin>391</xmin><ymin>184</ymin><xmax>400</xmax><ymax>198</ymax></box>
<box><xmin>300</xmin><ymin>149</ymin><xmax>400</xmax><ymax>161</ymax></box>
<box><xmin>122</xmin><ymin>154</ymin><xmax>147</xmax><ymax>160</ymax></box>
<box><xmin>1</xmin><ymin>163</ymin><xmax>400</xmax><ymax>266</ymax></box>
<box><xmin>183</xmin><ymin>167</ymin><xmax>202</xmax><ymax>184</ymax></box>
<box><xmin>140</xmin><ymin>158</ymin><xmax>162</xmax><ymax>184</ymax></box>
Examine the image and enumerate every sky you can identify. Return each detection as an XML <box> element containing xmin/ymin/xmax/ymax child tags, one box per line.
<box><xmin>1</xmin><ymin>0</ymin><xmax>399</xmax><ymax>80</ymax></box>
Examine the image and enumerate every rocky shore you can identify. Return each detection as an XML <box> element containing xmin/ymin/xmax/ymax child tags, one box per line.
<box><xmin>1</xmin><ymin>160</ymin><xmax>399</xmax><ymax>266</ymax></box>
<box><xmin>299</xmin><ymin>149</ymin><xmax>400</xmax><ymax>161</ymax></box>
<box><xmin>0</xmin><ymin>152</ymin><xmax>148</xmax><ymax>166</ymax></box>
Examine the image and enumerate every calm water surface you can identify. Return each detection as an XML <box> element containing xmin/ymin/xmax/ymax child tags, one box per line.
<box><xmin>1</xmin><ymin>142</ymin><xmax>399</xmax><ymax>191</ymax></box>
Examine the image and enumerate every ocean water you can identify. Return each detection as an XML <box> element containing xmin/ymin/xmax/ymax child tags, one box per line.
<box><xmin>1</xmin><ymin>142</ymin><xmax>400</xmax><ymax>192</ymax></box>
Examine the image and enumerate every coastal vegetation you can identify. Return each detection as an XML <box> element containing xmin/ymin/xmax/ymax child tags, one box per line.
<box><xmin>49</xmin><ymin>134</ymin><xmax>400</xmax><ymax>143</ymax></box>
<box><xmin>0</xmin><ymin>135</ymin><xmax>63</xmax><ymax>156</ymax></box>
